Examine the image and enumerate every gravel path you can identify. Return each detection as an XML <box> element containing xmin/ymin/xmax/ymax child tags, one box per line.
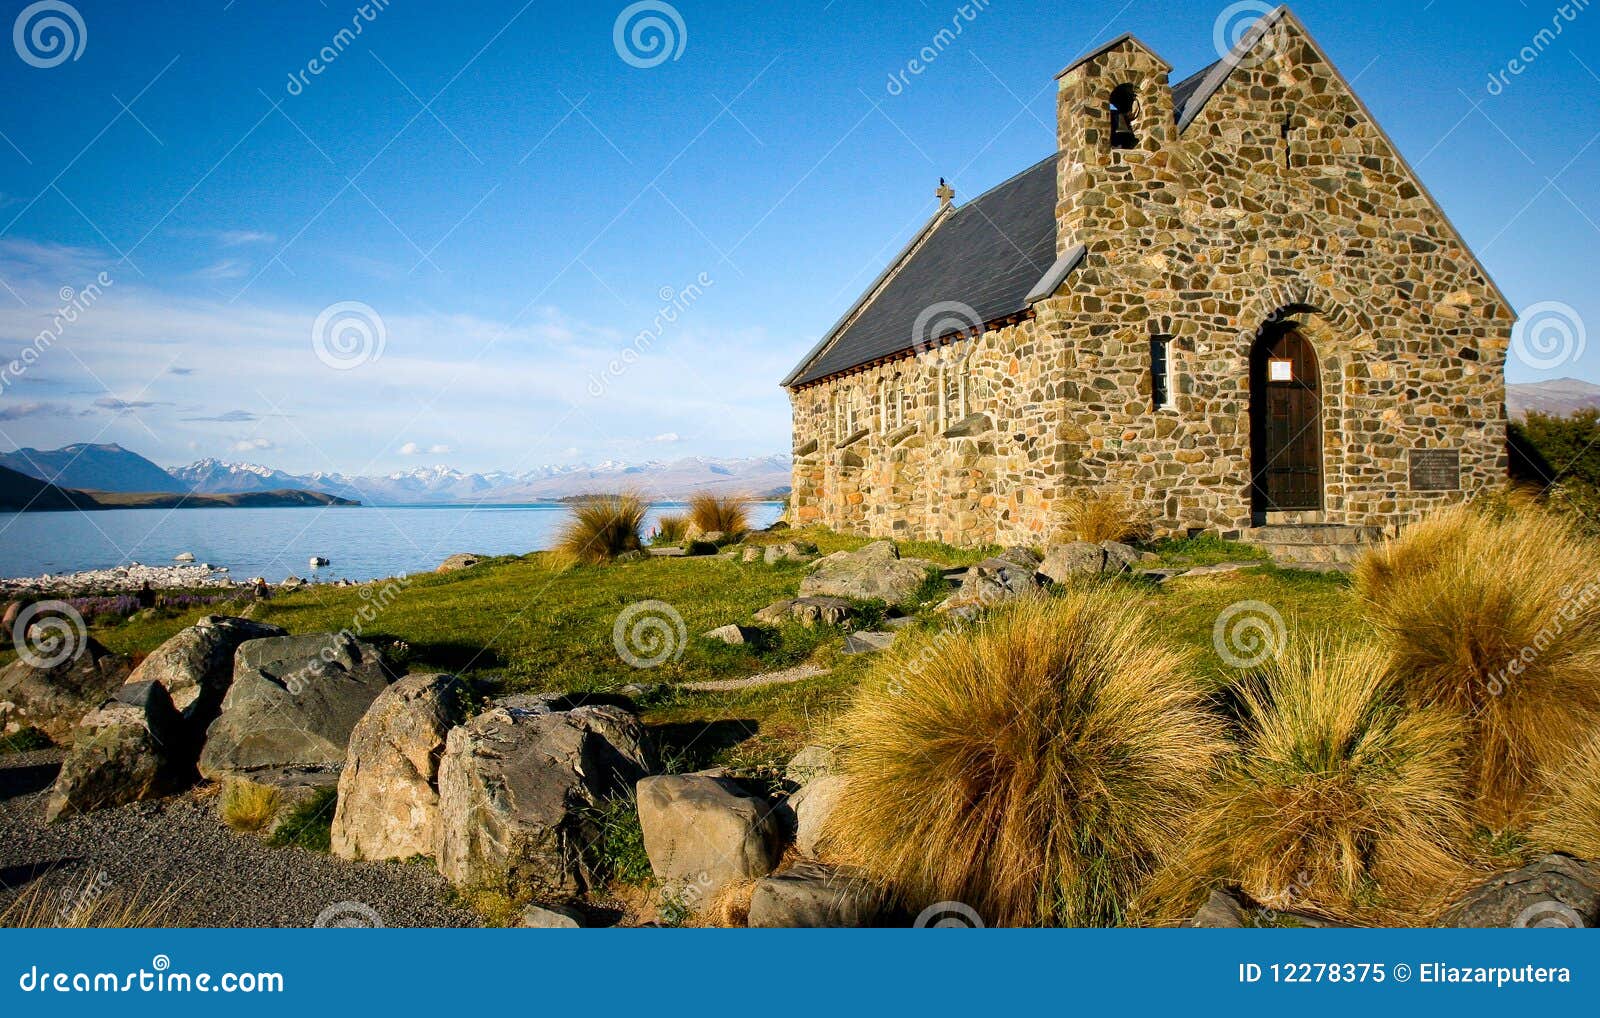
<box><xmin>0</xmin><ymin>749</ymin><xmax>479</xmax><ymax>928</ymax></box>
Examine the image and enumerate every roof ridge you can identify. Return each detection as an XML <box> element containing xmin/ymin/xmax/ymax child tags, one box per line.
<box><xmin>948</xmin><ymin>151</ymin><xmax>1059</xmax><ymax>216</ymax></box>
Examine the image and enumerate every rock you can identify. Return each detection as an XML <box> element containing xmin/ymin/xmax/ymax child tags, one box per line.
<box><xmin>799</xmin><ymin>542</ymin><xmax>940</xmax><ymax>604</ymax></box>
<box><xmin>280</xmin><ymin>576</ymin><xmax>305</xmax><ymax>590</ymax></box>
<box><xmin>637</xmin><ymin>773</ymin><xmax>784</xmax><ymax>902</ymax></box>
<box><xmin>748</xmin><ymin>861</ymin><xmax>881</xmax><ymax>928</ymax></box>
<box><xmin>842</xmin><ymin>631</ymin><xmax>896</xmax><ymax>655</ymax></box>
<box><xmin>702</xmin><ymin>624</ymin><xmax>748</xmax><ymax>646</ymax></box>
<box><xmin>173</xmin><ymin>552</ymin><xmax>196</xmax><ymax>562</ymax></box>
<box><xmin>331</xmin><ymin>673</ymin><xmax>468</xmax><ymax>862</ymax></box>
<box><xmin>519</xmin><ymin>904</ymin><xmax>583</xmax><ymax>928</ymax></box>
<box><xmin>647</xmin><ymin>546</ymin><xmax>688</xmax><ymax>558</ymax></box>
<box><xmin>950</xmin><ymin>553</ymin><xmax>1043</xmax><ymax>609</ymax></box>
<box><xmin>617</xmin><ymin>682</ymin><xmax>665</xmax><ymax>701</ymax></box>
<box><xmin>787</xmin><ymin>774</ymin><xmax>845</xmax><ymax>858</ymax></box>
<box><xmin>1191</xmin><ymin>889</ymin><xmax>1250</xmax><ymax>928</ymax></box>
<box><xmin>45</xmin><ymin>681</ymin><xmax>189</xmax><ymax>822</ymax></box>
<box><xmin>1038</xmin><ymin>541</ymin><xmax>1114</xmax><ymax>583</ymax></box>
<box><xmin>1099</xmin><ymin>541</ymin><xmax>1141</xmax><ymax>573</ymax></box>
<box><xmin>754</xmin><ymin>596</ymin><xmax>856</xmax><ymax>628</ymax></box>
<box><xmin>436</xmin><ymin>704</ymin><xmax>651</xmax><ymax>898</ymax></box>
<box><xmin>0</xmin><ymin>637</ymin><xmax>132</xmax><ymax>745</ymax></box>
<box><xmin>762</xmin><ymin>541</ymin><xmax>820</xmax><ymax>566</ymax></box>
<box><xmin>740</xmin><ymin>546</ymin><xmax>763</xmax><ymax>564</ymax></box>
<box><xmin>784</xmin><ymin>745</ymin><xmax>837</xmax><ymax>786</ymax></box>
<box><xmin>197</xmin><ymin>633</ymin><xmax>393</xmax><ymax>780</ymax></box>
<box><xmin>700</xmin><ymin>530</ymin><xmax>726</xmax><ymax>545</ymax></box>
<box><xmin>436</xmin><ymin>554</ymin><xmax>480</xmax><ymax>573</ymax></box>
<box><xmin>309</xmin><ymin>557</ymin><xmax>329</xmax><ymax>568</ymax></box>
<box><xmin>126</xmin><ymin>616</ymin><xmax>287</xmax><ymax>726</ymax></box>
<box><xmin>1441</xmin><ymin>854</ymin><xmax>1600</xmax><ymax>928</ymax></box>
<box><xmin>613</xmin><ymin>550</ymin><xmax>648</xmax><ymax>563</ymax></box>
<box><xmin>2</xmin><ymin>601</ymin><xmax>19</xmax><ymax>631</ymax></box>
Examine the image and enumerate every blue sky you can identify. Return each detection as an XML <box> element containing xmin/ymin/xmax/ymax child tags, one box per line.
<box><xmin>0</xmin><ymin>0</ymin><xmax>1594</xmax><ymax>475</ymax></box>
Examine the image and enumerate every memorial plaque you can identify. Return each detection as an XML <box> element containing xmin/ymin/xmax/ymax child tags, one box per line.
<box><xmin>1409</xmin><ymin>448</ymin><xmax>1461</xmax><ymax>492</ymax></box>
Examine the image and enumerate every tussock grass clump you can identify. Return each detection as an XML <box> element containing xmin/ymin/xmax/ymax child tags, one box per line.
<box><xmin>2</xmin><ymin>875</ymin><xmax>185</xmax><ymax>928</ymax></box>
<box><xmin>1531</xmin><ymin>735</ymin><xmax>1600</xmax><ymax>860</ymax></box>
<box><xmin>1355</xmin><ymin>505</ymin><xmax>1600</xmax><ymax>826</ymax></box>
<box><xmin>687</xmin><ymin>493</ymin><xmax>750</xmax><ymax>539</ymax></box>
<box><xmin>652</xmin><ymin>513</ymin><xmax>688</xmax><ymax>545</ymax></box>
<box><xmin>1060</xmin><ymin>488</ymin><xmax>1149</xmax><ymax>544</ymax></box>
<box><xmin>823</xmin><ymin>591</ymin><xmax>1225</xmax><ymax>927</ymax></box>
<box><xmin>1144</xmin><ymin>639</ymin><xmax>1473</xmax><ymax>925</ymax></box>
<box><xmin>220</xmin><ymin>779</ymin><xmax>280</xmax><ymax>834</ymax></box>
<box><xmin>552</xmin><ymin>493</ymin><xmax>647</xmax><ymax>566</ymax></box>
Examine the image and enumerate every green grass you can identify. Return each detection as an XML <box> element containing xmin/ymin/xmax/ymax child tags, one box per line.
<box><xmin>1143</xmin><ymin>534</ymin><xmax>1271</xmax><ymax>567</ymax></box>
<box><xmin>267</xmin><ymin>787</ymin><xmax>337</xmax><ymax>852</ymax></box>
<box><xmin>0</xmin><ymin>727</ymin><xmax>52</xmax><ymax>754</ymax></box>
<box><xmin>48</xmin><ymin>528</ymin><xmax>1365</xmax><ymax>776</ymax></box>
<box><xmin>585</xmin><ymin>794</ymin><xmax>653</xmax><ymax>886</ymax></box>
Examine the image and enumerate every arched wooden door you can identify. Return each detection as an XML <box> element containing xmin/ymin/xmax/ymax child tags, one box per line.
<box><xmin>1250</xmin><ymin>324</ymin><xmax>1323</xmax><ymax>513</ymax></box>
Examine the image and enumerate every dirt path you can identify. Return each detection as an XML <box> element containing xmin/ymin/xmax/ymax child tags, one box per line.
<box><xmin>681</xmin><ymin>663</ymin><xmax>829</xmax><ymax>693</ymax></box>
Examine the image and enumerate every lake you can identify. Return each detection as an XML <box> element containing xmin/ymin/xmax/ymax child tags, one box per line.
<box><xmin>0</xmin><ymin>502</ymin><xmax>786</xmax><ymax>583</ymax></box>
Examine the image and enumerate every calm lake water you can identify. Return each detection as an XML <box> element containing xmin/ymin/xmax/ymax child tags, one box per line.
<box><xmin>0</xmin><ymin>502</ymin><xmax>785</xmax><ymax>583</ymax></box>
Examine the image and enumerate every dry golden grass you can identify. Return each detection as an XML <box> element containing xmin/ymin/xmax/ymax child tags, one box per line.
<box><xmin>1355</xmin><ymin>504</ymin><xmax>1600</xmax><ymax>827</ymax></box>
<box><xmin>822</xmin><ymin>590</ymin><xmax>1226</xmax><ymax>927</ymax></box>
<box><xmin>552</xmin><ymin>493</ymin><xmax>647</xmax><ymax>566</ymax></box>
<box><xmin>1531</xmin><ymin>734</ymin><xmax>1600</xmax><ymax>860</ymax></box>
<box><xmin>1</xmin><ymin>874</ymin><xmax>186</xmax><ymax>928</ymax></box>
<box><xmin>687</xmin><ymin>493</ymin><xmax>750</xmax><ymax>539</ymax></box>
<box><xmin>653</xmin><ymin>513</ymin><xmax>688</xmax><ymax>544</ymax></box>
<box><xmin>220</xmin><ymin>778</ymin><xmax>280</xmax><ymax>834</ymax></box>
<box><xmin>1059</xmin><ymin>488</ymin><xmax>1150</xmax><ymax>544</ymax></box>
<box><xmin>1142</xmin><ymin>639</ymin><xmax>1474</xmax><ymax>926</ymax></box>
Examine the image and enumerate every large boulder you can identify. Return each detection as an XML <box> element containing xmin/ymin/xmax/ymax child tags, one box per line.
<box><xmin>754</xmin><ymin>596</ymin><xmax>857</xmax><ymax>628</ymax></box>
<box><xmin>436</xmin><ymin>704</ymin><xmax>651</xmax><ymax>898</ymax></box>
<box><xmin>799</xmin><ymin>542</ymin><xmax>939</xmax><ymax>604</ymax></box>
<box><xmin>748</xmin><ymin>861</ymin><xmax>882</xmax><ymax>928</ymax></box>
<box><xmin>197</xmin><ymin>633</ymin><xmax>392</xmax><ymax>780</ymax></box>
<box><xmin>331</xmin><ymin>673</ymin><xmax>468</xmax><ymax>862</ymax></box>
<box><xmin>45</xmin><ymin>681</ymin><xmax>189</xmax><ymax>822</ymax></box>
<box><xmin>786</xmin><ymin>774</ymin><xmax>846</xmax><ymax>859</ymax></box>
<box><xmin>637</xmin><ymin>773</ymin><xmax>784</xmax><ymax>903</ymax></box>
<box><xmin>948</xmin><ymin>548</ymin><xmax>1043</xmax><ymax>609</ymax></box>
<box><xmin>0</xmin><ymin>637</ymin><xmax>131</xmax><ymax>745</ymax></box>
<box><xmin>1441</xmin><ymin>854</ymin><xmax>1600</xmax><ymax>928</ymax></box>
<box><xmin>436</xmin><ymin>553</ymin><xmax>481</xmax><ymax>573</ymax></box>
<box><xmin>126</xmin><ymin>616</ymin><xmax>287</xmax><ymax>725</ymax></box>
<box><xmin>1038</xmin><ymin>541</ymin><xmax>1140</xmax><ymax>584</ymax></box>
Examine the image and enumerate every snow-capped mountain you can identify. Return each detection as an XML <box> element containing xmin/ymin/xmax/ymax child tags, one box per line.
<box><xmin>165</xmin><ymin>454</ymin><xmax>793</xmax><ymax>504</ymax></box>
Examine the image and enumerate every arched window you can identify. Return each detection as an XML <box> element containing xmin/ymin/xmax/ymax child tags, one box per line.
<box><xmin>1109</xmin><ymin>83</ymin><xmax>1139</xmax><ymax>150</ymax></box>
<box><xmin>942</xmin><ymin>361</ymin><xmax>964</xmax><ymax>429</ymax></box>
<box><xmin>891</xmin><ymin>374</ymin><xmax>905</xmax><ymax>430</ymax></box>
<box><xmin>875</xmin><ymin>381</ymin><xmax>888</xmax><ymax>435</ymax></box>
<box><xmin>844</xmin><ymin>385</ymin><xmax>857</xmax><ymax>436</ymax></box>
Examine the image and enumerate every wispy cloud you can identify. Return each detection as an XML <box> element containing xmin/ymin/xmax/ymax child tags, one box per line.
<box><xmin>232</xmin><ymin>437</ymin><xmax>274</xmax><ymax>452</ymax></box>
<box><xmin>190</xmin><ymin>259</ymin><xmax>250</xmax><ymax>282</ymax></box>
<box><xmin>182</xmin><ymin>409</ymin><xmax>278</xmax><ymax>423</ymax></box>
<box><xmin>651</xmin><ymin>432</ymin><xmax>681</xmax><ymax>443</ymax></box>
<box><xmin>216</xmin><ymin>230</ymin><xmax>275</xmax><ymax>247</ymax></box>
<box><xmin>0</xmin><ymin>400</ymin><xmax>72</xmax><ymax>421</ymax></box>
<box><xmin>94</xmin><ymin>396</ymin><xmax>169</xmax><ymax>412</ymax></box>
<box><xmin>400</xmin><ymin>441</ymin><xmax>453</xmax><ymax>456</ymax></box>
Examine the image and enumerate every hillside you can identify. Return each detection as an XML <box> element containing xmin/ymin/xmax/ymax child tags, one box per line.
<box><xmin>0</xmin><ymin>464</ymin><xmax>96</xmax><ymax>511</ymax></box>
<box><xmin>1507</xmin><ymin>378</ymin><xmax>1600</xmax><ymax>419</ymax></box>
<box><xmin>0</xmin><ymin>443</ymin><xmax>183</xmax><ymax>493</ymax></box>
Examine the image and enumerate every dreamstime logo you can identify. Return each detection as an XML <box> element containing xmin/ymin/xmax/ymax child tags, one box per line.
<box><xmin>1486</xmin><ymin>0</ymin><xmax>1592</xmax><ymax>97</ymax></box>
<box><xmin>1212</xmin><ymin>600</ymin><xmax>1286</xmax><ymax>669</ymax></box>
<box><xmin>1512</xmin><ymin>301</ymin><xmax>1586</xmax><ymax>370</ymax></box>
<box><xmin>313</xmin><ymin>901</ymin><xmax>384</xmax><ymax>928</ymax></box>
<box><xmin>0</xmin><ymin>270</ymin><xmax>113</xmax><ymax>396</ymax></box>
<box><xmin>912</xmin><ymin>300</ymin><xmax>981</xmax><ymax>361</ymax></box>
<box><xmin>11</xmin><ymin>600</ymin><xmax>86</xmax><ymax>669</ymax></box>
<box><xmin>612</xmin><ymin>599</ymin><xmax>686</xmax><ymax>669</ymax></box>
<box><xmin>1212</xmin><ymin>1</ymin><xmax>1287</xmax><ymax>70</ymax></box>
<box><xmin>311</xmin><ymin>301</ymin><xmax>386</xmax><ymax>370</ymax></box>
<box><xmin>884</xmin><ymin>0</ymin><xmax>993</xmax><ymax>97</ymax></box>
<box><xmin>913</xmin><ymin>901</ymin><xmax>985</xmax><ymax>928</ymax></box>
<box><xmin>587</xmin><ymin>273</ymin><xmax>712</xmax><ymax>398</ymax></box>
<box><xmin>612</xmin><ymin>1</ymin><xmax>686</xmax><ymax>69</ymax></box>
<box><xmin>1514</xmin><ymin>900</ymin><xmax>1585</xmax><ymax>928</ymax></box>
<box><xmin>13</xmin><ymin>1</ymin><xmax>85</xmax><ymax>68</ymax></box>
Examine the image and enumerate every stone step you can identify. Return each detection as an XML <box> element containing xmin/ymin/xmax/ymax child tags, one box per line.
<box><xmin>1242</xmin><ymin>524</ymin><xmax>1384</xmax><ymax>546</ymax></box>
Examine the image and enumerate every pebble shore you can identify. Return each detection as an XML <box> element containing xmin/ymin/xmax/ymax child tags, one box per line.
<box><xmin>0</xmin><ymin>562</ymin><xmax>237</xmax><ymax>597</ymax></box>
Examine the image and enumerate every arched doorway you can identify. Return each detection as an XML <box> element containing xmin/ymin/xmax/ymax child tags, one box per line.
<box><xmin>1249</xmin><ymin>321</ymin><xmax>1323</xmax><ymax>514</ymax></box>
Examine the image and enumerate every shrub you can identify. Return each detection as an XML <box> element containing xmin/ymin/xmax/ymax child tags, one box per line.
<box><xmin>1355</xmin><ymin>505</ymin><xmax>1600</xmax><ymax>827</ymax></box>
<box><xmin>823</xmin><ymin>591</ymin><xmax>1225</xmax><ymax>927</ymax></box>
<box><xmin>1144</xmin><ymin>639</ymin><xmax>1472</xmax><ymax>925</ymax></box>
<box><xmin>267</xmin><ymin>787</ymin><xmax>337</xmax><ymax>851</ymax></box>
<box><xmin>552</xmin><ymin>493</ymin><xmax>647</xmax><ymax>566</ymax></box>
<box><xmin>687</xmin><ymin>493</ymin><xmax>750</xmax><ymax>539</ymax></box>
<box><xmin>653</xmin><ymin>513</ymin><xmax>688</xmax><ymax>545</ymax></box>
<box><xmin>1531</xmin><ymin>734</ymin><xmax>1600</xmax><ymax>860</ymax></box>
<box><xmin>586</xmin><ymin>793</ymin><xmax>653</xmax><ymax>886</ymax></box>
<box><xmin>1059</xmin><ymin>488</ymin><xmax>1149</xmax><ymax>544</ymax></box>
<box><xmin>220</xmin><ymin>779</ymin><xmax>280</xmax><ymax>834</ymax></box>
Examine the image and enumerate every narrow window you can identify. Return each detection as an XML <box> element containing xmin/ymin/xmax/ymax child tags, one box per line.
<box><xmin>891</xmin><ymin>374</ymin><xmax>905</xmax><ymax>430</ymax></box>
<box><xmin>1109</xmin><ymin>84</ymin><xmax>1139</xmax><ymax>150</ymax></box>
<box><xmin>1281</xmin><ymin>115</ymin><xmax>1293</xmax><ymax>171</ymax></box>
<box><xmin>844</xmin><ymin>386</ymin><xmax>856</xmax><ymax>436</ymax></box>
<box><xmin>1151</xmin><ymin>337</ymin><xmax>1173</xmax><ymax>411</ymax></box>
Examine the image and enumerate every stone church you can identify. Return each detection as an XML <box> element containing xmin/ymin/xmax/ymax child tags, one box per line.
<box><xmin>781</xmin><ymin>6</ymin><xmax>1510</xmax><ymax>550</ymax></box>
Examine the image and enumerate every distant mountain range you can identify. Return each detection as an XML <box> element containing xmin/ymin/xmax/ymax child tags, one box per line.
<box><xmin>0</xmin><ymin>443</ymin><xmax>794</xmax><ymax>505</ymax></box>
<box><xmin>1506</xmin><ymin>378</ymin><xmax>1600</xmax><ymax>420</ymax></box>
<box><xmin>0</xmin><ymin>463</ymin><xmax>356</xmax><ymax>513</ymax></box>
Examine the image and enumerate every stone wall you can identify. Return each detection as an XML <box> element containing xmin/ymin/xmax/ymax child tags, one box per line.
<box><xmin>788</xmin><ymin>20</ymin><xmax>1510</xmax><ymax>544</ymax></box>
